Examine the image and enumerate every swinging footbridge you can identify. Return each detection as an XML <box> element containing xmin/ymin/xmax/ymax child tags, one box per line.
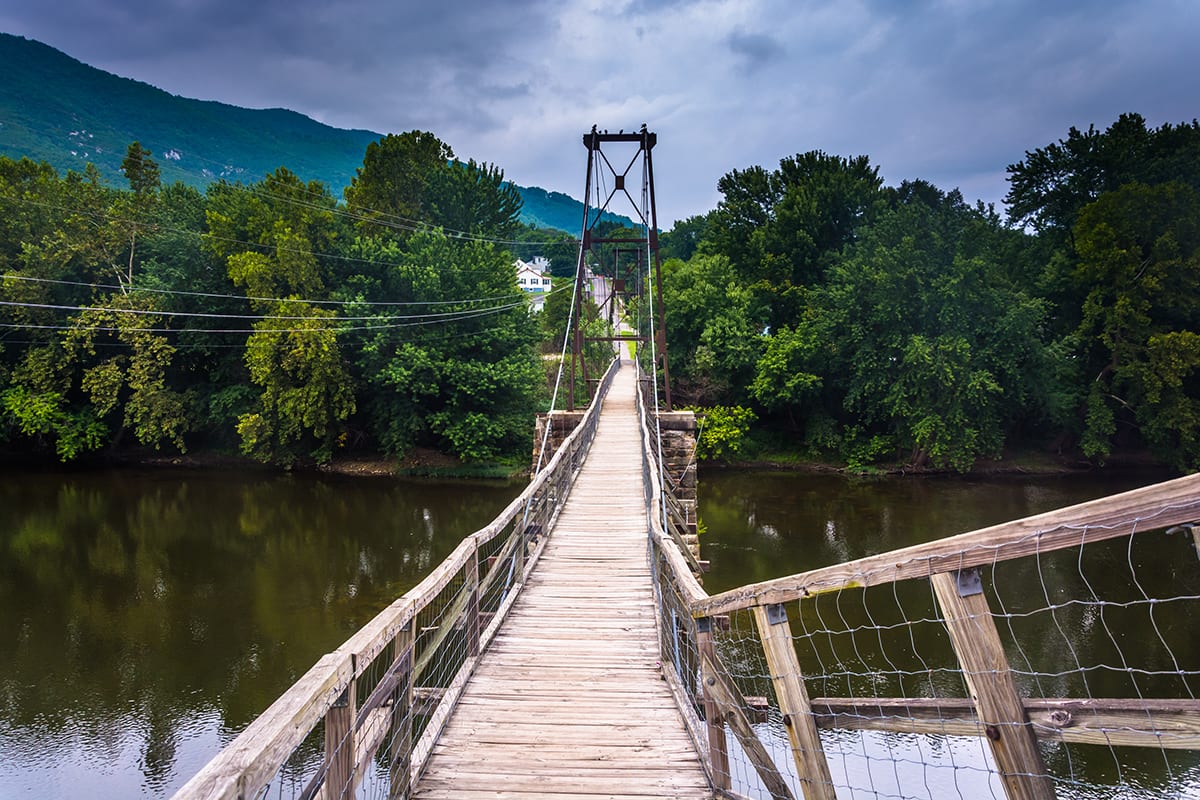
<box><xmin>172</xmin><ymin>355</ymin><xmax>1200</xmax><ymax>800</ymax></box>
<box><xmin>173</xmin><ymin>128</ymin><xmax>1200</xmax><ymax>800</ymax></box>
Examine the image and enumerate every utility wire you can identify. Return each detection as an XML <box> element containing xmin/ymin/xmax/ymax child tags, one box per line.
<box><xmin>0</xmin><ymin>292</ymin><xmax>544</xmax><ymax>333</ymax></box>
<box><xmin>0</xmin><ymin>297</ymin><xmax>533</xmax><ymax>335</ymax></box>
<box><xmin>0</xmin><ymin>305</ymin><xmax>545</xmax><ymax>350</ymax></box>
<box><xmin>0</xmin><ymin>297</ymin><xmax>535</xmax><ymax>322</ymax></box>
<box><xmin>0</xmin><ymin>274</ymin><xmax>562</xmax><ymax>311</ymax></box>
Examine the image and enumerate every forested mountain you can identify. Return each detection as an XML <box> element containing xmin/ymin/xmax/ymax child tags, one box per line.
<box><xmin>0</xmin><ymin>33</ymin><xmax>631</xmax><ymax>233</ymax></box>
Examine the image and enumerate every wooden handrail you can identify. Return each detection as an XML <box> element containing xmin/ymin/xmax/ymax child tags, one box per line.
<box><xmin>692</xmin><ymin>472</ymin><xmax>1200</xmax><ymax>618</ymax></box>
<box><xmin>809</xmin><ymin>696</ymin><xmax>1200</xmax><ymax>749</ymax></box>
<box><xmin>636</xmin><ymin>370</ymin><xmax>706</xmax><ymax>607</ymax></box>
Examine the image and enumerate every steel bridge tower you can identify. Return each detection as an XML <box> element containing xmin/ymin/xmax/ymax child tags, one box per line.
<box><xmin>566</xmin><ymin>125</ymin><xmax>672</xmax><ymax>411</ymax></box>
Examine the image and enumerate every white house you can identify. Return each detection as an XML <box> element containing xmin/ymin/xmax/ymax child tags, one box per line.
<box><xmin>515</xmin><ymin>259</ymin><xmax>552</xmax><ymax>293</ymax></box>
<box><xmin>515</xmin><ymin>258</ymin><xmax>552</xmax><ymax>312</ymax></box>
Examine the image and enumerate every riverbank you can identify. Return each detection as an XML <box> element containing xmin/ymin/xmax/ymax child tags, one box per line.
<box><xmin>710</xmin><ymin>446</ymin><xmax>1173</xmax><ymax>478</ymax></box>
<box><xmin>0</xmin><ymin>445</ymin><xmax>528</xmax><ymax>480</ymax></box>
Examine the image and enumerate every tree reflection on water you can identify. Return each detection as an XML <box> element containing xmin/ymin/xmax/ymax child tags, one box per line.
<box><xmin>0</xmin><ymin>469</ymin><xmax>520</xmax><ymax>799</ymax></box>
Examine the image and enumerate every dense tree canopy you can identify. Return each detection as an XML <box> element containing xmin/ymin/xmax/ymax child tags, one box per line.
<box><xmin>4</xmin><ymin>113</ymin><xmax>1199</xmax><ymax>474</ymax></box>
<box><xmin>663</xmin><ymin>117</ymin><xmax>1200</xmax><ymax>471</ymax></box>
<box><xmin>0</xmin><ymin>131</ymin><xmax>550</xmax><ymax>467</ymax></box>
<box><xmin>344</xmin><ymin>131</ymin><xmax>522</xmax><ymax>241</ymax></box>
<box><xmin>1006</xmin><ymin>114</ymin><xmax>1200</xmax><ymax>237</ymax></box>
<box><xmin>706</xmin><ymin>151</ymin><xmax>884</xmax><ymax>331</ymax></box>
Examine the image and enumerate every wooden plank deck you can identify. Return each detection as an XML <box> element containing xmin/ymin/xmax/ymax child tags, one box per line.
<box><xmin>414</xmin><ymin>364</ymin><xmax>712</xmax><ymax>799</ymax></box>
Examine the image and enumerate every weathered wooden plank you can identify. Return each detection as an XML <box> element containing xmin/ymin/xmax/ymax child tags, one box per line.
<box><xmin>932</xmin><ymin>571</ymin><xmax>1055</xmax><ymax>800</ymax></box>
<box><xmin>415</xmin><ymin>773</ymin><xmax>710</xmax><ymax>792</ymax></box>
<box><xmin>414</xmin><ymin>363</ymin><xmax>708</xmax><ymax>798</ymax></box>
<box><xmin>696</xmin><ymin>622</ymin><xmax>731</xmax><ymax>790</ymax></box>
<box><xmin>443</xmin><ymin>709</ymin><xmax>698</xmax><ymax>726</ymax></box>
<box><xmin>322</xmin><ymin>683</ymin><xmax>355</xmax><ymax>800</ymax></box>
<box><xmin>425</xmin><ymin>752</ymin><xmax>701</xmax><ymax>771</ymax></box>
<box><xmin>416</xmin><ymin>793</ymin><xmax>712</xmax><ymax>800</ymax></box>
<box><xmin>810</xmin><ymin>696</ymin><xmax>1200</xmax><ymax>750</ymax></box>
<box><xmin>753</xmin><ymin>604</ymin><xmax>836</xmax><ymax>800</ymax></box>
<box><xmin>696</xmin><ymin>472</ymin><xmax>1200</xmax><ymax>618</ymax></box>
<box><xmin>462</xmin><ymin>680</ymin><xmax>683</xmax><ymax>695</ymax></box>
<box><xmin>461</xmin><ymin>688</ymin><xmax>685</xmax><ymax>702</ymax></box>
<box><xmin>700</xmin><ymin>648</ymin><xmax>793</xmax><ymax>800</ymax></box>
<box><xmin>387</xmin><ymin>635</ymin><xmax>414</xmax><ymax>800</ymax></box>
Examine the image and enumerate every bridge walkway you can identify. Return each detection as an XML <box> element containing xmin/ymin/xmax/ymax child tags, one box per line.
<box><xmin>413</xmin><ymin>363</ymin><xmax>711</xmax><ymax>799</ymax></box>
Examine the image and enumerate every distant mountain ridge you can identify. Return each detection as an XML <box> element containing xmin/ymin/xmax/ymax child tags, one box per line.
<box><xmin>0</xmin><ymin>33</ymin><xmax>632</xmax><ymax>233</ymax></box>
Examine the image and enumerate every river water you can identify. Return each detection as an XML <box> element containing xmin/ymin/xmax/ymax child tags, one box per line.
<box><xmin>0</xmin><ymin>467</ymin><xmax>1196</xmax><ymax>798</ymax></box>
<box><xmin>698</xmin><ymin>469</ymin><xmax>1200</xmax><ymax>800</ymax></box>
<box><xmin>0</xmin><ymin>469</ymin><xmax>522</xmax><ymax>799</ymax></box>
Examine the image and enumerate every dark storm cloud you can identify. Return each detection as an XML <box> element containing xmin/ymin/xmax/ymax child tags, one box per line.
<box><xmin>2</xmin><ymin>0</ymin><xmax>1198</xmax><ymax>222</ymax></box>
<box><xmin>0</xmin><ymin>0</ymin><xmax>554</xmax><ymax>129</ymax></box>
<box><xmin>725</xmin><ymin>29</ymin><xmax>785</xmax><ymax>72</ymax></box>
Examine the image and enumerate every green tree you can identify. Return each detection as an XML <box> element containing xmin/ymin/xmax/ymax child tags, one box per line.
<box><xmin>344</xmin><ymin>130</ymin><xmax>453</xmax><ymax>231</ymax></box>
<box><xmin>1072</xmin><ymin>181</ymin><xmax>1200</xmax><ymax>467</ymax></box>
<box><xmin>0</xmin><ymin>155</ymin><xmax>193</xmax><ymax>458</ymax></box>
<box><xmin>426</xmin><ymin>159</ymin><xmax>523</xmax><ymax>238</ymax></box>
<box><xmin>345</xmin><ymin>132</ymin><xmax>523</xmax><ymax>241</ymax></box>
<box><xmin>758</xmin><ymin>189</ymin><xmax>1051</xmax><ymax>471</ymax></box>
<box><xmin>121</xmin><ymin>141</ymin><xmax>161</xmax><ymax>196</ymax></box>
<box><xmin>750</xmin><ymin>317</ymin><xmax>826</xmax><ymax>424</ymax></box>
<box><xmin>707</xmin><ymin>151</ymin><xmax>883</xmax><ymax>329</ymax></box>
<box><xmin>1006</xmin><ymin>113</ymin><xmax>1200</xmax><ymax>238</ymax></box>
<box><xmin>360</xmin><ymin>231</ymin><xmax>541</xmax><ymax>460</ymax></box>
<box><xmin>207</xmin><ymin>170</ymin><xmax>356</xmax><ymax>464</ymax></box>
<box><xmin>690</xmin><ymin>405</ymin><xmax>756</xmax><ymax>461</ymax></box>
<box><xmin>63</xmin><ymin>294</ymin><xmax>189</xmax><ymax>451</ymax></box>
<box><xmin>235</xmin><ymin>308</ymin><xmax>356</xmax><ymax>465</ymax></box>
<box><xmin>659</xmin><ymin>213</ymin><xmax>714</xmax><ymax>262</ymax></box>
<box><xmin>1</xmin><ymin>345</ymin><xmax>106</xmax><ymax>460</ymax></box>
<box><xmin>661</xmin><ymin>254</ymin><xmax>763</xmax><ymax>405</ymax></box>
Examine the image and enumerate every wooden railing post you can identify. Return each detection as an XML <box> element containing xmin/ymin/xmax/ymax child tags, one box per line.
<box><xmin>466</xmin><ymin>544</ymin><xmax>481</xmax><ymax>658</ymax></box>
<box><xmin>388</xmin><ymin>623</ymin><xmax>414</xmax><ymax>800</ymax></box>
<box><xmin>700</xmin><ymin>645</ymin><xmax>796</xmax><ymax>800</ymax></box>
<box><xmin>753</xmin><ymin>603</ymin><xmax>836</xmax><ymax>800</ymax></box>
<box><xmin>696</xmin><ymin>617</ymin><xmax>731</xmax><ymax>790</ymax></box>
<box><xmin>931</xmin><ymin>569</ymin><xmax>1056</xmax><ymax>800</ymax></box>
<box><xmin>324</xmin><ymin>658</ymin><xmax>357</xmax><ymax>800</ymax></box>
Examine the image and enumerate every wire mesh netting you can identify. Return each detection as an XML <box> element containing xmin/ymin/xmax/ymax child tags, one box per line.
<box><xmin>657</xmin><ymin>505</ymin><xmax>1200</xmax><ymax>800</ymax></box>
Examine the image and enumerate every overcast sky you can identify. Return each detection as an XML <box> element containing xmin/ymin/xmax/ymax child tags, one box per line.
<box><xmin>3</xmin><ymin>0</ymin><xmax>1198</xmax><ymax>225</ymax></box>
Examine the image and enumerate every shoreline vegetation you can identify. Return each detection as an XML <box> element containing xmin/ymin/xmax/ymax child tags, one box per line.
<box><xmin>4</xmin><ymin>115</ymin><xmax>1200</xmax><ymax>476</ymax></box>
<box><xmin>0</xmin><ymin>440</ymin><xmax>1172</xmax><ymax>482</ymax></box>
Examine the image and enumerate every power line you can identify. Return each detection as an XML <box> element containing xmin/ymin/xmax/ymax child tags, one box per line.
<box><xmin>0</xmin><ymin>192</ymin><xmax>551</xmax><ymax>282</ymax></box>
<box><xmin>0</xmin><ymin>296</ymin><xmax>537</xmax><ymax>335</ymax></box>
<box><xmin>0</xmin><ymin>297</ymin><xmax>533</xmax><ymax>322</ymax></box>
<box><xmin>0</xmin><ymin>313</ymin><xmax>541</xmax><ymax>351</ymax></box>
<box><xmin>1</xmin><ymin>273</ymin><xmax>560</xmax><ymax>311</ymax></box>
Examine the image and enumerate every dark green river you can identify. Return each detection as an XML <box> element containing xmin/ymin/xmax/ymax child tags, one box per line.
<box><xmin>0</xmin><ymin>467</ymin><xmax>1196</xmax><ymax>798</ymax></box>
<box><xmin>0</xmin><ymin>469</ymin><xmax>522</xmax><ymax>799</ymax></box>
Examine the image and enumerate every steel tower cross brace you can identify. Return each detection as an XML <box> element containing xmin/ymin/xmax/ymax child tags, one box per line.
<box><xmin>567</xmin><ymin>125</ymin><xmax>673</xmax><ymax>411</ymax></box>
